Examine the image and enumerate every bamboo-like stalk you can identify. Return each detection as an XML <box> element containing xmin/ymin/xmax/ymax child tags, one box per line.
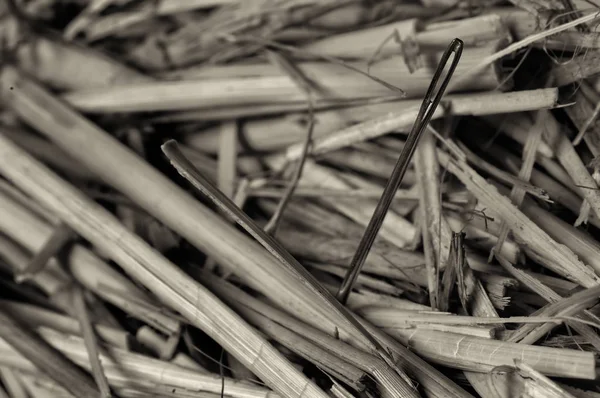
<box><xmin>0</xmin><ymin>300</ymin><xmax>130</xmax><ymax>350</ymax></box>
<box><xmin>0</xmin><ymin>135</ymin><xmax>328</xmax><ymax>398</ymax></box>
<box><xmin>387</xmin><ymin>327</ymin><xmax>595</xmax><ymax>379</ymax></box>
<box><xmin>282</xmin><ymin>88</ymin><xmax>558</xmax><ymax>161</ymax></box>
<box><xmin>0</xmin><ymin>328</ymin><xmax>282</xmax><ymax>398</ymax></box>
<box><xmin>62</xmin><ymin>42</ymin><xmax>504</xmax><ymax>113</ymax></box>
<box><xmin>0</xmin><ymin>188</ymin><xmax>180</xmax><ymax>336</ymax></box>
<box><xmin>0</xmin><ymin>67</ymin><xmax>390</xmax><ymax>354</ymax></box>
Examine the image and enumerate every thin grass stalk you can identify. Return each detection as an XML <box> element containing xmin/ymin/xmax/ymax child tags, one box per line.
<box><xmin>72</xmin><ymin>287</ymin><xmax>112</xmax><ymax>398</ymax></box>
<box><xmin>495</xmin><ymin>255</ymin><xmax>600</xmax><ymax>350</ymax></box>
<box><xmin>0</xmin><ymin>367</ymin><xmax>28</xmax><ymax>398</ymax></box>
<box><xmin>62</xmin><ymin>43</ymin><xmax>502</xmax><ymax>113</ymax></box>
<box><xmin>281</xmin><ymin>88</ymin><xmax>558</xmax><ymax>161</ymax></box>
<box><xmin>0</xmin><ymin>300</ymin><xmax>130</xmax><ymax>349</ymax></box>
<box><xmin>515</xmin><ymin>361</ymin><xmax>579</xmax><ymax>398</ymax></box>
<box><xmin>0</xmin><ymin>67</ymin><xmax>387</xmax><ymax>356</ymax></box>
<box><xmin>185</xmin><ymin>89</ymin><xmax>558</xmax><ymax>153</ymax></box>
<box><xmin>0</xmin><ymin>310</ymin><xmax>101</xmax><ymax>397</ymax></box>
<box><xmin>414</xmin><ymin>129</ymin><xmax>451</xmax><ymax>308</ymax></box>
<box><xmin>356</xmin><ymin>319</ymin><xmax>476</xmax><ymax>398</ymax></box>
<box><xmin>199</xmin><ymin>272</ymin><xmax>420</xmax><ymax>398</ymax></box>
<box><xmin>507</xmin><ymin>284</ymin><xmax>600</xmax><ymax>345</ymax></box>
<box><xmin>0</xmin><ymin>135</ymin><xmax>328</xmax><ymax>398</ymax></box>
<box><xmin>443</xmin><ymin>151</ymin><xmax>600</xmax><ymax>288</ymax></box>
<box><xmin>541</xmin><ymin>110</ymin><xmax>600</xmax><ymax>220</ymax></box>
<box><xmin>386</xmin><ymin>327</ymin><xmax>595</xmax><ymax>378</ymax></box>
<box><xmin>0</xmin><ymin>328</ymin><xmax>281</xmax><ymax>398</ymax></box>
<box><xmin>0</xmin><ymin>13</ymin><xmax>151</xmax><ymax>90</ymax></box>
<box><xmin>0</xmin><ymin>188</ymin><xmax>180</xmax><ymax>335</ymax></box>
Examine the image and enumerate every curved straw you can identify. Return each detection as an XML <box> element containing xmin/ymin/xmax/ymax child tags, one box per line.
<box><xmin>336</xmin><ymin>38</ymin><xmax>464</xmax><ymax>304</ymax></box>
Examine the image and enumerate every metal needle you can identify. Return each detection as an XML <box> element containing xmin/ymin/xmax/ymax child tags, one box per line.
<box><xmin>336</xmin><ymin>38</ymin><xmax>464</xmax><ymax>304</ymax></box>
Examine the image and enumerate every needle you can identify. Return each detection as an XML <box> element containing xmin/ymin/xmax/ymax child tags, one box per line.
<box><xmin>336</xmin><ymin>38</ymin><xmax>464</xmax><ymax>304</ymax></box>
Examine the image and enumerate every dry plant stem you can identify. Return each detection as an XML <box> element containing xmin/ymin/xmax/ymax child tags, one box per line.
<box><xmin>443</xmin><ymin>153</ymin><xmax>600</xmax><ymax>288</ymax></box>
<box><xmin>515</xmin><ymin>361</ymin><xmax>578</xmax><ymax>398</ymax></box>
<box><xmin>492</xmin><ymin>110</ymin><xmax>544</xmax><ymax>258</ymax></box>
<box><xmin>0</xmin><ymin>13</ymin><xmax>151</xmax><ymax>90</ymax></box>
<box><xmin>217</xmin><ymin>122</ymin><xmax>238</xmax><ymax>199</ymax></box>
<box><xmin>0</xmin><ymin>189</ymin><xmax>179</xmax><ymax>335</ymax></box>
<box><xmin>386</xmin><ymin>326</ymin><xmax>595</xmax><ymax>378</ymax></box>
<box><xmin>0</xmin><ymin>300</ymin><xmax>130</xmax><ymax>349</ymax></box>
<box><xmin>240</xmin><ymin>310</ymin><xmax>366</xmax><ymax>391</ymax></box>
<box><xmin>0</xmin><ymin>310</ymin><xmax>100</xmax><ymax>398</ymax></box>
<box><xmin>73</xmin><ymin>287</ymin><xmax>112</xmax><ymax>398</ymax></box>
<box><xmin>357</xmin><ymin>320</ymin><xmax>476</xmax><ymax>398</ymax></box>
<box><xmin>0</xmin><ymin>367</ymin><xmax>28</xmax><ymax>398</ymax></box>
<box><xmin>448</xmin><ymin>10</ymin><xmax>600</xmax><ymax>90</ymax></box>
<box><xmin>0</xmin><ymin>127</ymin><xmax>97</xmax><ymax>181</ymax></box>
<box><xmin>452</xmin><ymin>142</ymin><xmax>548</xmax><ymax>200</ymax></box>
<box><xmin>0</xmin><ymin>68</ymin><xmax>384</xmax><ymax>362</ymax></box>
<box><xmin>0</xmin><ymin>328</ymin><xmax>280</xmax><ymax>398</ymax></box>
<box><xmin>17</xmin><ymin>222</ymin><xmax>74</xmax><ymax>282</ymax></box>
<box><xmin>285</xmin><ymin>160</ymin><xmax>415</xmax><ymax>247</ymax></box>
<box><xmin>275</xmin><ymin>228</ymin><xmax>427</xmax><ymax>285</ymax></box>
<box><xmin>0</xmin><ymin>234</ymin><xmax>75</xmax><ymax>315</ymax></box>
<box><xmin>160</xmin><ymin>141</ymin><xmax>414</xmax><ymax>386</ymax></box>
<box><xmin>414</xmin><ymin>129</ymin><xmax>452</xmax><ymax>308</ymax></box>
<box><xmin>542</xmin><ymin>111</ymin><xmax>600</xmax><ymax>220</ymax></box>
<box><xmin>200</xmin><ymin>273</ymin><xmax>420</xmax><ymax>398</ymax></box>
<box><xmin>63</xmin><ymin>42</ymin><xmax>505</xmax><ymax>113</ymax></box>
<box><xmin>189</xmin><ymin>89</ymin><xmax>558</xmax><ymax>154</ymax></box>
<box><xmin>282</xmin><ymin>88</ymin><xmax>558</xmax><ymax>161</ymax></box>
<box><xmin>509</xmin><ymin>284</ymin><xmax>600</xmax><ymax>345</ymax></box>
<box><xmin>263</xmin><ymin>134</ymin><xmax>313</xmax><ymax>233</ymax></box>
<box><xmin>0</xmin><ymin>137</ymin><xmax>328</xmax><ymax>398</ymax></box>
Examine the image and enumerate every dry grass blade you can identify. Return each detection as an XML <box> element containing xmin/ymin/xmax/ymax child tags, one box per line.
<box><xmin>514</xmin><ymin>361</ymin><xmax>579</xmax><ymax>398</ymax></box>
<box><xmin>492</xmin><ymin>110</ymin><xmax>545</xmax><ymax>260</ymax></box>
<box><xmin>0</xmin><ymin>134</ymin><xmax>328</xmax><ymax>398</ymax></box>
<box><xmin>72</xmin><ymin>287</ymin><xmax>112</xmax><ymax>398</ymax></box>
<box><xmin>15</xmin><ymin>222</ymin><xmax>75</xmax><ymax>283</ymax></box>
<box><xmin>264</xmin><ymin>50</ymin><xmax>316</xmax><ymax>234</ymax></box>
<box><xmin>444</xmin><ymin>152</ymin><xmax>600</xmax><ymax>288</ymax></box>
<box><xmin>0</xmin><ymin>309</ymin><xmax>101</xmax><ymax>398</ymax></box>
<box><xmin>282</xmin><ymin>88</ymin><xmax>559</xmax><ymax>161</ymax></box>
<box><xmin>415</xmin><ymin>129</ymin><xmax>451</xmax><ymax>309</ymax></box>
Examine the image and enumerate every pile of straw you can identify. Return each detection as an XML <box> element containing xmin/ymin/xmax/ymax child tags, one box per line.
<box><xmin>0</xmin><ymin>1</ymin><xmax>600</xmax><ymax>397</ymax></box>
